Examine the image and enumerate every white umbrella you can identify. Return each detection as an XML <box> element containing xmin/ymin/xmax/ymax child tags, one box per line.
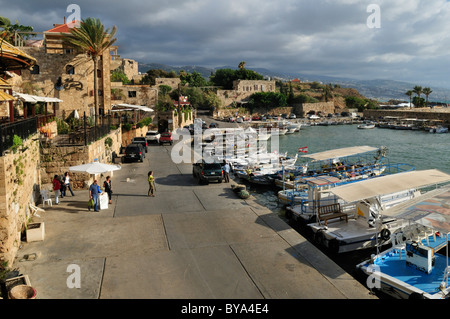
<box><xmin>69</xmin><ymin>161</ymin><xmax>121</xmax><ymax>175</ymax></box>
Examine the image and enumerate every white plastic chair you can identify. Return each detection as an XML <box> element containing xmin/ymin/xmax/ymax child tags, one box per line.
<box><xmin>41</xmin><ymin>190</ymin><xmax>52</xmax><ymax>207</ymax></box>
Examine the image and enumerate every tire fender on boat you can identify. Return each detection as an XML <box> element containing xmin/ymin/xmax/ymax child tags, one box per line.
<box><xmin>380</xmin><ymin>228</ymin><xmax>391</xmax><ymax>241</ymax></box>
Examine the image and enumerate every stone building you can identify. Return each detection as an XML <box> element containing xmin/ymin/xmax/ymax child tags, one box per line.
<box><xmin>17</xmin><ymin>19</ymin><xmax>112</xmax><ymax>119</ymax></box>
<box><xmin>216</xmin><ymin>79</ymin><xmax>276</xmax><ymax>108</ymax></box>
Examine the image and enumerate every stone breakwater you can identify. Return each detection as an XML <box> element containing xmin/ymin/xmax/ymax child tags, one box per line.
<box><xmin>364</xmin><ymin>108</ymin><xmax>450</xmax><ymax>125</ymax></box>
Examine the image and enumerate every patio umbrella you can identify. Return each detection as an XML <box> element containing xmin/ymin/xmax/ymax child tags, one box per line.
<box><xmin>69</xmin><ymin>161</ymin><xmax>121</xmax><ymax>175</ymax></box>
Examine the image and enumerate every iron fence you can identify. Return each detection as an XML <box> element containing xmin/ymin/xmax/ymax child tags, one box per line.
<box><xmin>0</xmin><ymin>117</ymin><xmax>38</xmax><ymax>156</ymax></box>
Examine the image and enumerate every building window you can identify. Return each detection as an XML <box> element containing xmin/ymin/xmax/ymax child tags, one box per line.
<box><xmin>97</xmin><ymin>69</ymin><xmax>102</xmax><ymax>78</ymax></box>
<box><xmin>66</xmin><ymin>65</ymin><xmax>75</xmax><ymax>75</ymax></box>
<box><xmin>30</xmin><ymin>65</ymin><xmax>40</xmax><ymax>75</ymax></box>
<box><xmin>128</xmin><ymin>91</ymin><xmax>137</xmax><ymax>98</ymax></box>
<box><xmin>65</xmin><ymin>48</ymin><xmax>73</xmax><ymax>54</ymax></box>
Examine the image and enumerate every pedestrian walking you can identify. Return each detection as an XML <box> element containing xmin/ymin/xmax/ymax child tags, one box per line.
<box><xmin>223</xmin><ymin>161</ymin><xmax>230</xmax><ymax>183</ymax></box>
<box><xmin>148</xmin><ymin>171</ymin><xmax>156</xmax><ymax>197</ymax></box>
<box><xmin>63</xmin><ymin>172</ymin><xmax>75</xmax><ymax>196</ymax></box>
<box><xmin>103</xmin><ymin>176</ymin><xmax>112</xmax><ymax>204</ymax></box>
<box><xmin>60</xmin><ymin>174</ymin><xmax>66</xmax><ymax>198</ymax></box>
<box><xmin>89</xmin><ymin>180</ymin><xmax>100</xmax><ymax>212</ymax></box>
<box><xmin>52</xmin><ymin>175</ymin><xmax>61</xmax><ymax>204</ymax></box>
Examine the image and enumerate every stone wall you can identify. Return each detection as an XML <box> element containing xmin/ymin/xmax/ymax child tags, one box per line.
<box><xmin>0</xmin><ymin>134</ymin><xmax>41</xmax><ymax>266</ymax></box>
<box><xmin>301</xmin><ymin>102</ymin><xmax>335</xmax><ymax>116</ymax></box>
<box><xmin>364</xmin><ymin>108</ymin><xmax>450</xmax><ymax>125</ymax></box>
<box><xmin>19</xmin><ymin>47</ymin><xmax>111</xmax><ymax>119</ymax></box>
<box><xmin>40</xmin><ymin>128</ymin><xmax>123</xmax><ymax>190</ymax></box>
<box><xmin>216</xmin><ymin>80</ymin><xmax>277</xmax><ymax>108</ymax></box>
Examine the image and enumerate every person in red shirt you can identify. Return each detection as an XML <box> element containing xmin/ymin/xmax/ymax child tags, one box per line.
<box><xmin>52</xmin><ymin>175</ymin><xmax>61</xmax><ymax>204</ymax></box>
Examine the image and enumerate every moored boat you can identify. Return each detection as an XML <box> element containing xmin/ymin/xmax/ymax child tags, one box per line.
<box><xmin>306</xmin><ymin>169</ymin><xmax>450</xmax><ymax>254</ymax></box>
<box><xmin>356</xmin><ymin>187</ymin><xmax>450</xmax><ymax>299</ymax></box>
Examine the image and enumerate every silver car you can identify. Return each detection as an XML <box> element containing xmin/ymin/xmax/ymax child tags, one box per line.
<box><xmin>145</xmin><ymin>131</ymin><xmax>160</xmax><ymax>144</ymax></box>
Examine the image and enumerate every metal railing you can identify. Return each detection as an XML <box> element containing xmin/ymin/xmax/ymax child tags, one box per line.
<box><xmin>0</xmin><ymin>117</ymin><xmax>38</xmax><ymax>155</ymax></box>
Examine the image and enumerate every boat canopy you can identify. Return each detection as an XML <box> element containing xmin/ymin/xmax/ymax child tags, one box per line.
<box><xmin>300</xmin><ymin>146</ymin><xmax>379</xmax><ymax>162</ymax></box>
<box><xmin>380</xmin><ymin>187</ymin><xmax>450</xmax><ymax>234</ymax></box>
<box><xmin>327</xmin><ymin>169</ymin><xmax>450</xmax><ymax>203</ymax></box>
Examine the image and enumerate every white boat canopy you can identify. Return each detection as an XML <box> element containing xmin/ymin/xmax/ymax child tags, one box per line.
<box><xmin>301</xmin><ymin>146</ymin><xmax>379</xmax><ymax>162</ymax></box>
<box><xmin>328</xmin><ymin>169</ymin><xmax>450</xmax><ymax>203</ymax></box>
<box><xmin>112</xmin><ymin>103</ymin><xmax>154</xmax><ymax>112</ymax></box>
<box><xmin>381</xmin><ymin>187</ymin><xmax>450</xmax><ymax>233</ymax></box>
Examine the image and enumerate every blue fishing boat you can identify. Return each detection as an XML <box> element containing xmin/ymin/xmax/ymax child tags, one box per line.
<box><xmin>356</xmin><ymin>187</ymin><xmax>450</xmax><ymax>299</ymax></box>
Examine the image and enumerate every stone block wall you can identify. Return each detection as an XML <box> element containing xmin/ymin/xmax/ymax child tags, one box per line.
<box><xmin>0</xmin><ymin>134</ymin><xmax>41</xmax><ymax>267</ymax></box>
<box><xmin>40</xmin><ymin>128</ymin><xmax>122</xmax><ymax>190</ymax></box>
<box><xmin>364</xmin><ymin>108</ymin><xmax>450</xmax><ymax>125</ymax></box>
<box><xmin>301</xmin><ymin>102</ymin><xmax>335</xmax><ymax>116</ymax></box>
<box><xmin>20</xmin><ymin>47</ymin><xmax>112</xmax><ymax>119</ymax></box>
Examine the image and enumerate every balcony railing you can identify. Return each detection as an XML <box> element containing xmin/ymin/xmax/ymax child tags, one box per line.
<box><xmin>0</xmin><ymin>117</ymin><xmax>38</xmax><ymax>156</ymax></box>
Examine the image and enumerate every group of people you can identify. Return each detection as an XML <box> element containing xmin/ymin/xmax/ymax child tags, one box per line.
<box><xmin>51</xmin><ymin>172</ymin><xmax>75</xmax><ymax>204</ymax></box>
<box><xmin>89</xmin><ymin>176</ymin><xmax>113</xmax><ymax>212</ymax></box>
<box><xmin>51</xmin><ymin>171</ymin><xmax>113</xmax><ymax>212</ymax></box>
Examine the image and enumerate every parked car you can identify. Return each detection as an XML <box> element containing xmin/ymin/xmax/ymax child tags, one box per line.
<box><xmin>236</xmin><ymin>117</ymin><xmax>243</xmax><ymax>123</ymax></box>
<box><xmin>145</xmin><ymin>130</ymin><xmax>161</xmax><ymax>144</ymax></box>
<box><xmin>132</xmin><ymin>137</ymin><xmax>148</xmax><ymax>152</ymax></box>
<box><xmin>209</xmin><ymin>122</ymin><xmax>218</xmax><ymax>128</ymax></box>
<box><xmin>289</xmin><ymin>113</ymin><xmax>296</xmax><ymax>119</ymax></box>
<box><xmin>159</xmin><ymin>132</ymin><xmax>173</xmax><ymax>145</ymax></box>
<box><xmin>192</xmin><ymin>162</ymin><xmax>223</xmax><ymax>184</ymax></box>
<box><xmin>124</xmin><ymin>143</ymin><xmax>145</xmax><ymax>163</ymax></box>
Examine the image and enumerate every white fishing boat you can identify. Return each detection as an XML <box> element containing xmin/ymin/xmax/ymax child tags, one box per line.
<box><xmin>430</xmin><ymin>125</ymin><xmax>448</xmax><ymax>134</ymax></box>
<box><xmin>307</xmin><ymin>169</ymin><xmax>450</xmax><ymax>253</ymax></box>
<box><xmin>356</xmin><ymin>187</ymin><xmax>450</xmax><ymax>299</ymax></box>
<box><xmin>358</xmin><ymin>123</ymin><xmax>375</xmax><ymax>129</ymax></box>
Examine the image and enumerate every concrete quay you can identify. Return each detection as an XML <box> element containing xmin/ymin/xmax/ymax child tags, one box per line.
<box><xmin>13</xmin><ymin>144</ymin><xmax>377</xmax><ymax>300</ymax></box>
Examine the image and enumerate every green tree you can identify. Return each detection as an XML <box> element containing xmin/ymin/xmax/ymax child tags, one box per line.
<box><xmin>413</xmin><ymin>86</ymin><xmax>423</xmax><ymax>101</ymax></box>
<box><xmin>238</xmin><ymin>61</ymin><xmax>246</xmax><ymax>70</ymax></box>
<box><xmin>141</xmin><ymin>69</ymin><xmax>178</xmax><ymax>85</ymax></box>
<box><xmin>180</xmin><ymin>71</ymin><xmax>207</xmax><ymax>87</ymax></box>
<box><xmin>247</xmin><ymin>92</ymin><xmax>287</xmax><ymax>113</ymax></box>
<box><xmin>422</xmin><ymin>87</ymin><xmax>433</xmax><ymax>108</ymax></box>
<box><xmin>345</xmin><ymin>96</ymin><xmax>367</xmax><ymax>112</ymax></box>
<box><xmin>111</xmin><ymin>70</ymin><xmax>130</xmax><ymax>84</ymax></box>
<box><xmin>405</xmin><ymin>90</ymin><xmax>413</xmax><ymax>108</ymax></box>
<box><xmin>64</xmin><ymin>18</ymin><xmax>117</xmax><ymax>125</ymax></box>
<box><xmin>210</xmin><ymin>68</ymin><xmax>264</xmax><ymax>89</ymax></box>
<box><xmin>412</xmin><ymin>96</ymin><xmax>425</xmax><ymax>108</ymax></box>
<box><xmin>0</xmin><ymin>16</ymin><xmax>35</xmax><ymax>44</ymax></box>
<box><xmin>158</xmin><ymin>85</ymin><xmax>172</xmax><ymax>97</ymax></box>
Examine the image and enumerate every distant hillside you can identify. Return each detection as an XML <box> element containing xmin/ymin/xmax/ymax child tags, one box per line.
<box><xmin>138</xmin><ymin>62</ymin><xmax>450</xmax><ymax>102</ymax></box>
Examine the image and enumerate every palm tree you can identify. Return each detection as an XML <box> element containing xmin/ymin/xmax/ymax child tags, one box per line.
<box><xmin>405</xmin><ymin>90</ymin><xmax>413</xmax><ymax>108</ymax></box>
<box><xmin>422</xmin><ymin>87</ymin><xmax>433</xmax><ymax>108</ymax></box>
<box><xmin>413</xmin><ymin>86</ymin><xmax>423</xmax><ymax>100</ymax></box>
<box><xmin>64</xmin><ymin>17</ymin><xmax>117</xmax><ymax>125</ymax></box>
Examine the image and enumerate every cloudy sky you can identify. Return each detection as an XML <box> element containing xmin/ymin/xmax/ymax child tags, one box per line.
<box><xmin>3</xmin><ymin>0</ymin><xmax>450</xmax><ymax>88</ymax></box>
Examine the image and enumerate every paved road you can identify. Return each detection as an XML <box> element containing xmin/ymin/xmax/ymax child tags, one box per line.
<box><xmin>14</xmin><ymin>141</ymin><xmax>376</xmax><ymax>303</ymax></box>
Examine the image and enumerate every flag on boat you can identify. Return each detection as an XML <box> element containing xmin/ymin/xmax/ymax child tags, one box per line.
<box><xmin>298</xmin><ymin>146</ymin><xmax>308</xmax><ymax>153</ymax></box>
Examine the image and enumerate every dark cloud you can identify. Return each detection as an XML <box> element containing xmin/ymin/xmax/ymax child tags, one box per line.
<box><xmin>2</xmin><ymin>0</ymin><xmax>450</xmax><ymax>87</ymax></box>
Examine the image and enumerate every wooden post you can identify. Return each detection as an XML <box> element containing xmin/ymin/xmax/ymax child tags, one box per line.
<box><xmin>8</xmin><ymin>88</ymin><xmax>14</xmax><ymax>123</ymax></box>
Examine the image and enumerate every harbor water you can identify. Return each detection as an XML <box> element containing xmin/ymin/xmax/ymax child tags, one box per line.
<box><xmin>239</xmin><ymin>123</ymin><xmax>450</xmax><ymax>298</ymax></box>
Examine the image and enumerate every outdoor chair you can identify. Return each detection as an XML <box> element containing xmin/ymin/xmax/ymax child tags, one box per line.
<box><xmin>41</xmin><ymin>190</ymin><xmax>52</xmax><ymax>207</ymax></box>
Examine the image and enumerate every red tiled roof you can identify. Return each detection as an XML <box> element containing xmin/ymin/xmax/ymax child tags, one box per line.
<box><xmin>44</xmin><ymin>21</ymin><xmax>80</xmax><ymax>33</ymax></box>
